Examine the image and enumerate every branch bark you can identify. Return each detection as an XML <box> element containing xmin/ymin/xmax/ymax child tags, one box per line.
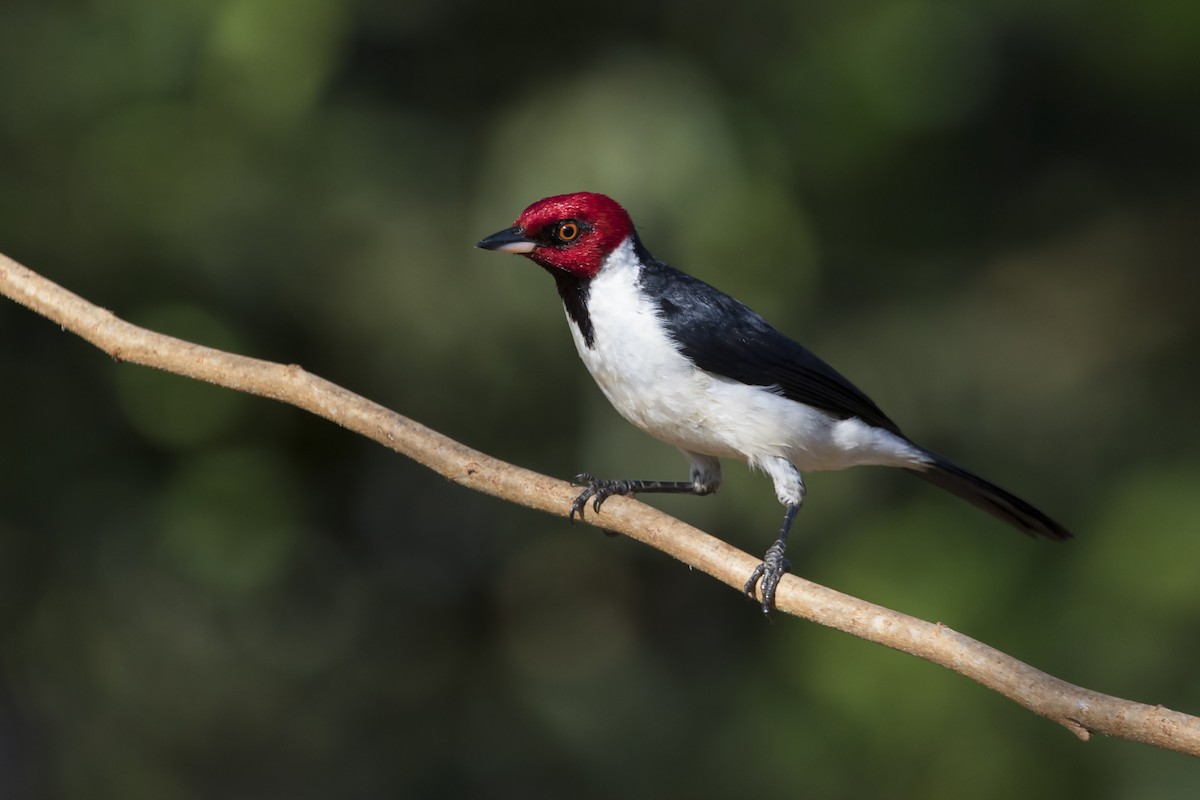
<box><xmin>2</xmin><ymin>249</ymin><xmax>1198</xmax><ymax>757</ymax></box>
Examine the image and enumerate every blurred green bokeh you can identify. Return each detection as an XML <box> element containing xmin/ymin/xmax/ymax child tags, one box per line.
<box><xmin>2</xmin><ymin>0</ymin><xmax>1199</xmax><ymax>797</ymax></box>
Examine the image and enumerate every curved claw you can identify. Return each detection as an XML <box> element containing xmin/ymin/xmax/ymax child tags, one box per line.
<box><xmin>567</xmin><ymin>474</ymin><xmax>632</xmax><ymax>523</ymax></box>
<box><xmin>742</xmin><ymin>565</ymin><xmax>766</xmax><ymax>600</ymax></box>
<box><xmin>569</xmin><ymin>489</ymin><xmax>596</xmax><ymax>523</ymax></box>
<box><xmin>744</xmin><ymin>541</ymin><xmax>791</xmax><ymax>617</ymax></box>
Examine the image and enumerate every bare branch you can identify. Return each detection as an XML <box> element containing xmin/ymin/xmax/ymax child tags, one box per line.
<box><xmin>2</xmin><ymin>250</ymin><xmax>1197</xmax><ymax>757</ymax></box>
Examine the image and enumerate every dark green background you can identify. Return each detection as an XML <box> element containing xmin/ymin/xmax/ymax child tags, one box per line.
<box><xmin>2</xmin><ymin>1</ymin><xmax>1199</xmax><ymax>797</ymax></box>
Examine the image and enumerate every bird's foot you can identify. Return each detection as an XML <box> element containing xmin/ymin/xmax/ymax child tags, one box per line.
<box><xmin>569</xmin><ymin>473</ymin><xmax>637</xmax><ymax>522</ymax></box>
<box><xmin>743</xmin><ymin>540</ymin><xmax>791</xmax><ymax>617</ymax></box>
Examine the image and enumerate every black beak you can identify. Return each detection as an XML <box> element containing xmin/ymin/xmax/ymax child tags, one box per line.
<box><xmin>476</xmin><ymin>226</ymin><xmax>536</xmax><ymax>254</ymax></box>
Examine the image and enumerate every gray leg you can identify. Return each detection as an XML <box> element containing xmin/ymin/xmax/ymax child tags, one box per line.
<box><xmin>569</xmin><ymin>451</ymin><xmax>723</xmax><ymax>522</ymax></box>
<box><xmin>744</xmin><ymin>503</ymin><xmax>800</xmax><ymax>615</ymax></box>
<box><xmin>744</xmin><ymin>458</ymin><xmax>806</xmax><ymax>615</ymax></box>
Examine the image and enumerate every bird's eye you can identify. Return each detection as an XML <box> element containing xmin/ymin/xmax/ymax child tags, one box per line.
<box><xmin>557</xmin><ymin>221</ymin><xmax>580</xmax><ymax>242</ymax></box>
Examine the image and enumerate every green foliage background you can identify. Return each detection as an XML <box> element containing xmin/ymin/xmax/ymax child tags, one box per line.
<box><xmin>2</xmin><ymin>1</ymin><xmax>1199</xmax><ymax>796</ymax></box>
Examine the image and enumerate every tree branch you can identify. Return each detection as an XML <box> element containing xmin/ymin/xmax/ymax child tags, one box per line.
<box><xmin>2</xmin><ymin>249</ymin><xmax>1197</xmax><ymax>757</ymax></box>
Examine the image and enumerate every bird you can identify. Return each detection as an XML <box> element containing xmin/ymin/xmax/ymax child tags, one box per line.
<box><xmin>477</xmin><ymin>192</ymin><xmax>1071</xmax><ymax>613</ymax></box>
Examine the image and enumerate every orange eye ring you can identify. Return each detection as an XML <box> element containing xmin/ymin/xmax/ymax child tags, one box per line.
<box><xmin>557</xmin><ymin>221</ymin><xmax>580</xmax><ymax>242</ymax></box>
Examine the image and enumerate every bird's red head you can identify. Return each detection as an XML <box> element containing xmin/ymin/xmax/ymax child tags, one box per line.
<box><xmin>476</xmin><ymin>192</ymin><xmax>635</xmax><ymax>279</ymax></box>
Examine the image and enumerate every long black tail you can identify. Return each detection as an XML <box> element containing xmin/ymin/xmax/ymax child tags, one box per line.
<box><xmin>906</xmin><ymin>450</ymin><xmax>1072</xmax><ymax>541</ymax></box>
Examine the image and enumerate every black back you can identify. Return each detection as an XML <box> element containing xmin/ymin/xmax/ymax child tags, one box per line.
<box><xmin>633</xmin><ymin>238</ymin><xmax>903</xmax><ymax>436</ymax></box>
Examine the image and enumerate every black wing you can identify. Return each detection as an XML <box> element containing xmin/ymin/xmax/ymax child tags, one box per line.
<box><xmin>637</xmin><ymin>251</ymin><xmax>903</xmax><ymax>436</ymax></box>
